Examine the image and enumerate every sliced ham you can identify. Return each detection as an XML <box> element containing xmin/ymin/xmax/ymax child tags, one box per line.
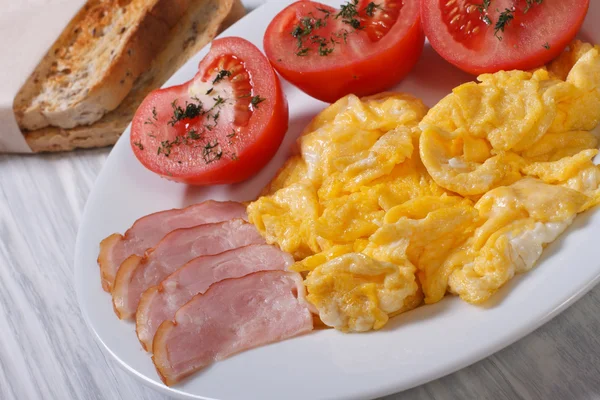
<box><xmin>136</xmin><ymin>244</ymin><xmax>293</xmax><ymax>351</ymax></box>
<box><xmin>152</xmin><ymin>270</ymin><xmax>313</xmax><ymax>386</ymax></box>
<box><xmin>112</xmin><ymin>219</ymin><xmax>264</xmax><ymax>319</ymax></box>
<box><xmin>98</xmin><ymin>201</ymin><xmax>247</xmax><ymax>292</ymax></box>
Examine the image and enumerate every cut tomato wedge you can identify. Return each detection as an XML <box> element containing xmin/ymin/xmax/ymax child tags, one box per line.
<box><xmin>263</xmin><ymin>0</ymin><xmax>424</xmax><ymax>103</ymax></box>
<box><xmin>130</xmin><ymin>37</ymin><xmax>289</xmax><ymax>185</ymax></box>
<box><xmin>421</xmin><ymin>0</ymin><xmax>590</xmax><ymax>75</ymax></box>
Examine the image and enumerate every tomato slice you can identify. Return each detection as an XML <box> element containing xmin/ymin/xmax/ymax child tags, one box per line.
<box><xmin>263</xmin><ymin>0</ymin><xmax>424</xmax><ymax>103</ymax></box>
<box><xmin>130</xmin><ymin>37</ymin><xmax>289</xmax><ymax>185</ymax></box>
<box><xmin>421</xmin><ymin>0</ymin><xmax>590</xmax><ymax>75</ymax></box>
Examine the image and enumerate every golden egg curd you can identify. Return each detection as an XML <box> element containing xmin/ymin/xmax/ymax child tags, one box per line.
<box><xmin>247</xmin><ymin>42</ymin><xmax>600</xmax><ymax>332</ymax></box>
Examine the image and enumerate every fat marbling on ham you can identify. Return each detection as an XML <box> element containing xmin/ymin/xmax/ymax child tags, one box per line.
<box><xmin>97</xmin><ymin>201</ymin><xmax>247</xmax><ymax>292</ymax></box>
<box><xmin>152</xmin><ymin>270</ymin><xmax>314</xmax><ymax>386</ymax></box>
<box><xmin>136</xmin><ymin>244</ymin><xmax>293</xmax><ymax>351</ymax></box>
<box><xmin>112</xmin><ymin>219</ymin><xmax>265</xmax><ymax>319</ymax></box>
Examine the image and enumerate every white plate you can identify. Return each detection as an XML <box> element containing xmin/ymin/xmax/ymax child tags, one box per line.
<box><xmin>75</xmin><ymin>2</ymin><xmax>600</xmax><ymax>399</ymax></box>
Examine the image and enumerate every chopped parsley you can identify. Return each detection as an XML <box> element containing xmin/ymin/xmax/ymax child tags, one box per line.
<box><xmin>212</xmin><ymin>69</ymin><xmax>232</xmax><ymax>84</ymax></box>
<box><xmin>315</xmin><ymin>7</ymin><xmax>332</xmax><ymax>18</ymax></box>
<box><xmin>157</xmin><ymin>136</ymin><xmax>183</xmax><ymax>157</ymax></box>
<box><xmin>156</xmin><ymin>94</ymin><xmax>230</xmax><ymax>159</ymax></box>
<box><xmin>202</xmin><ymin>141</ymin><xmax>223</xmax><ymax>164</ymax></box>
<box><xmin>187</xmin><ymin>129</ymin><xmax>201</xmax><ymax>140</ymax></box>
<box><xmin>311</xmin><ymin>35</ymin><xmax>335</xmax><ymax>56</ymax></box>
<box><xmin>524</xmin><ymin>0</ymin><xmax>543</xmax><ymax>13</ymax></box>
<box><xmin>336</xmin><ymin>0</ymin><xmax>361</xmax><ymax>29</ymax></box>
<box><xmin>291</xmin><ymin>13</ymin><xmax>331</xmax><ymax>57</ymax></box>
<box><xmin>251</xmin><ymin>95</ymin><xmax>266</xmax><ymax>108</ymax></box>
<box><xmin>476</xmin><ymin>0</ymin><xmax>492</xmax><ymax>25</ymax></box>
<box><xmin>210</xmin><ymin>96</ymin><xmax>226</xmax><ymax>111</ymax></box>
<box><xmin>144</xmin><ymin>107</ymin><xmax>158</xmax><ymax>126</ymax></box>
<box><xmin>476</xmin><ymin>0</ymin><xmax>490</xmax><ymax>13</ymax></box>
<box><xmin>168</xmin><ymin>99</ymin><xmax>204</xmax><ymax>126</ymax></box>
<box><xmin>494</xmin><ymin>8</ymin><xmax>515</xmax><ymax>41</ymax></box>
<box><xmin>364</xmin><ymin>2</ymin><xmax>382</xmax><ymax>17</ymax></box>
<box><xmin>292</xmin><ymin>0</ymin><xmax>374</xmax><ymax>57</ymax></box>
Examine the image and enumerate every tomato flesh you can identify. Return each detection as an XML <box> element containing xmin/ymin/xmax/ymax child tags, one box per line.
<box><xmin>130</xmin><ymin>37</ymin><xmax>289</xmax><ymax>185</ymax></box>
<box><xmin>264</xmin><ymin>0</ymin><xmax>425</xmax><ymax>103</ymax></box>
<box><xmin>422</xmin><ymin>0</ymin><xmax>590</xmax><ymax>74</ymax></box>
<box><xmin>362</xmin><ymin>0</ymin><xmax>402</xmax><ymax>41</ymax></box>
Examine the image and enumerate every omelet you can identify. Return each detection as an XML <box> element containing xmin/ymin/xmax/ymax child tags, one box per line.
<box><xmin>248</xmin><ymin>41</ymin><xmax>600</xmax><ymax>333</ymax></box>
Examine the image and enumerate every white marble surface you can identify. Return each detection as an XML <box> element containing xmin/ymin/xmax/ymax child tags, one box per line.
<box><xmin>2</xmin><ymin>1</ymin><xmax>600</xmax><ymax>399</ymax></box>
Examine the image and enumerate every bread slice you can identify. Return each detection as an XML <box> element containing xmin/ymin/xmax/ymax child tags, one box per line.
<box><xmin>23</xmin><ymin>0</ymin><xmax>244</xmax><ymax>152</ymax></box>
<box><xmin>14</xmin><ymin>0</ymin><xmax>193</xmax><ymax>131</ymax></box>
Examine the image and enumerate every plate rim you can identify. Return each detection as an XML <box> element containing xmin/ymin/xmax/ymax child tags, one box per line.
<box><xmin>74</xmin><ymin>1</ymin><xmax>600</xmax><ymax>399</ymax></box>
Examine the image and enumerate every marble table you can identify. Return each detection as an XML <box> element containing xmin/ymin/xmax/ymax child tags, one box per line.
<box><xmin>2</xmin><ymin>1</ymin><xmax>600</xmax><ymax>399</ymax></box>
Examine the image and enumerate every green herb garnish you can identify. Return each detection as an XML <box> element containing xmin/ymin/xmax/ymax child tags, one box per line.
<box><xmin>212</xmin><ymin>70</ymin><xmax>232</xmax><ymax>84</ymax></box>
<box><xmin>336</xmin><ymin>0</ymin><xmax>361</xmax><ymax>29</ymax></box>
<box><xmin>525</xmin><ymin>0</ymin><xmax>543</xmax><ymax>13</ymax></box>
<box><xmin>202</xmin><ymin>141</ymin><xmax>223</xmax><ymax>164</ymax></box>
<box><xmin>251</xmin><ymin>95</ymin><xmax>266</xmax><ymax>108</ymax></box>
<box><xmin>168</xmin><ymin>99</ymin><xmax>204</xmax><ymax>126</ymax></box>
<box><xmin>494</xmin><ymin>8</ymin><xmax>514</xmax><ymax>41</ymax></box>
<box><xmin>477</xmin><ymin>0</ymin><xmax>492</xmax><ymax>25</ymax></box>
<box><xmin>477</xmin><ymin>0</ymin><xmax>491</xmax><ymax>13</ymax></box>
<box><xmin>187</xmin><ymin>129</ymin><xmax>201</xmax><ymax>140</ymax></box>
<box><xmin>364</xmin><ymin>2</ymin><xmax>382</xmax><ymax>17</ymax></box>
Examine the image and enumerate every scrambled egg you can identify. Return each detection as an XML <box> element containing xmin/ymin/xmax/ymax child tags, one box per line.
<box><xmin>248</xmin><ymin>42</ymin><xmax>600</xmax><ymax>332</ymax></box>
<box><xmin>419</xmin><ymin>42</ymin><xmax>600</xmax><ymax>198</ymax></box>
<box><xmin>301</xmin><ymin>253</ymin><xmax>419</xmax><ymax>332</ymax></box>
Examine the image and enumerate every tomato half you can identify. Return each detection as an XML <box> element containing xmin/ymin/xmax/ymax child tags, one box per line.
<box><xmin>421</xmin><ymin>0</ymin><xmax>590</xmax><ymax>75</ymax></box>
<box><xmin>263</xmin><ymin>0</ymin><xmax>424</xmax><ymax>103</ymax></box>
<box><xmin>130</xmin><ymin>37</ymin><xmax>289</xmax><ymax>185</ymax></box>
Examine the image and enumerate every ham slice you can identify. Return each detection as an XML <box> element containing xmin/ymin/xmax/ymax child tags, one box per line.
<box><xmin>136</xmin><ymin>244</ymin><xmax>293</xmax><ymax>351</ymax></box>
<box><xmin>112</xmin><ymin>219</ymin><xmax>264</xmax><ymax>319</ymax></box>
<box><xmin>98</xmin><ymin>201</ymin><xmax>247</xmax><ymax>292</ymax></box>
<box><xmin>152</xmin><ymin>270</ymin><xmax>313</xmax><ymax>386</ymax></box>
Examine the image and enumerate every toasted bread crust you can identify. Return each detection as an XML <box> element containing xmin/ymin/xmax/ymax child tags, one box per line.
<box><xmin>23</xmin><ymin>0</ymin><xmax>244</xmax><ymax>152</ymax></box>
<box><xmin>15</xmin><ymin>0</ymin><xmax>191</xmax><ymax>131</ymax></box>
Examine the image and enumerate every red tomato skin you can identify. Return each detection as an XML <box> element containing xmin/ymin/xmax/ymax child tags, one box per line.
<box><xmin>177</xmin><ymin>78</ymin><xmax>288</xmax><ymax>186</ymax></box>
<box><xmin>130</xmin><ymin>37</ymin><xmax>289</xmax><ymax>186</ymax></box>
<box><xmin>263</xmin><ymin>1</ymin><xmax>425</xmax><ymax>103</ymax></box>
<box><xmin>420</xmin><ymin>0</ymin><xmax>590</xmax><ymax>75</ymax></box>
